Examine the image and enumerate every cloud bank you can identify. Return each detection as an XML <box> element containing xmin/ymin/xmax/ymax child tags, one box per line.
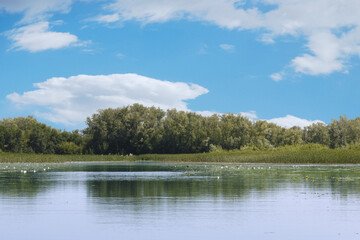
<box><xmin>7</xmin><ymin>74</ymin><xmax>209</xmax><ymax>125</ymax></box>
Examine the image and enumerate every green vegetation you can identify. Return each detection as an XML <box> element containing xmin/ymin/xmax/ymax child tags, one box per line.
<box><xmin>1</xmin><ymin>104</ymin><xmax>360</xmax><ymax>163</ymax></box>
<box><xmin>83</xmin><ymin>105</ymin><xmax>360</xmax><ymax>156</ymax></box>
<box><xmin>0</xmin><ymin>116</ymin><xmax>83</xmax><ymax>154</ymax></box>
<box><xmin>1</xmin><ymin>144</ymin><xmax>359</xmax><ymax>164</ymax></box>
<box><xmin>0</xmin><ymin>152</ymin><xmax>131</xmax><ymax>163</ymax></box>
<box><xmin>137</xmin><ymin>146</ymin><xmax>360</xmax><ymax>164</ymax></box>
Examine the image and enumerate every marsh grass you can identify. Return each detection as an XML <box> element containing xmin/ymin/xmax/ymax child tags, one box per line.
<box><xmin>0</xmin><ymin>153</ymin><xmax>131</xmax><ymax>163</ymax></box>
<box><xmin>137</xmin><ymin>145</ymin><xmax>360</xmax><ymax>164</ymax></box>
<box><xmin>137</xmin><ymin>149</ymin><xmax>360</xmax><ymax>164</ymax></box>
<box><xmin>1</xmin><ymin>145</ymin><xmax>360</xmax><ymax>164</ymax></box>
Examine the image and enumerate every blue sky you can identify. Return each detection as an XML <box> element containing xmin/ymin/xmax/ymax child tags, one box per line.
<box><xmin>1</xmin><ymin>0</ymin><xmax>360</xmax><ymax>130</ymax></box>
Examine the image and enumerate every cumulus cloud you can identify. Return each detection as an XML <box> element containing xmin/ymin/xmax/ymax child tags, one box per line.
<box><xmin>291</xmin><ymin>31</ymin><xmax>344</xmax><ymax>75</ymax></box>
<box><xmin>7</xmin><ymin>74</ymin><xmax>209</xmax><ymax>125</ymax></box>
<box><xmin>266</xmin><ymin>115</ymin><xmax>324</xmax><ymax>129</ymax></box>
<box><xmin>6</xmin><ymin>73</ymin><xmax>322</xmax><ymax>129</ymax></box>
<box><xmin>7</xmin><ymin>21</ymin><xmax>79</xmax><ymax>52</ymax></box>
<box><xmin>97</xmin><ymin>0</ymin><xmax>360</xmax><ymax>76</ymax></box>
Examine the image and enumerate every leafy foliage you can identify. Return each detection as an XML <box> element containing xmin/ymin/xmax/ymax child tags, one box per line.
<box><xmin>2</xmin><ymin>105</ymin><xmax>360</xmax><ymax>155</ymax></box>
<box><xmin>0</xmin><ymin>116</ymin><xmax>83</xmax><ymax>154</ymax></box>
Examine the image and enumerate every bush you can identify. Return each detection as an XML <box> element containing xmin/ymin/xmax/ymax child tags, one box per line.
<box><xmin>56</xmin><ymin>142</ymin><xmax>82</xmax><ymax>155</ymax></box>
<box><xmin>209</xmin><ymin>144</ymin><xmax>223</xmax><ymax>153</ymax></box>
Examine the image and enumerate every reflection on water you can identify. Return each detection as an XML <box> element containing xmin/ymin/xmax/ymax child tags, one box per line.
<box><xmin>1</xmin><ymin>162</ymin><xmax>360</xmax><ymax>240</ymax></box>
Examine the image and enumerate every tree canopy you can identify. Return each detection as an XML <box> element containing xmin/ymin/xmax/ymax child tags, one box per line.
<box><xmin>1</xmin><ymin>104</ymin><xmax>360</xmax><ymax>155</ymax></box>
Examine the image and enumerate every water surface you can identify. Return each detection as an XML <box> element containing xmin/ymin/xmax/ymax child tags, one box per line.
<box><xmin>1</xmin><ymin>162</ymin><xmax>360</xmax><ymax>240</ymax></box>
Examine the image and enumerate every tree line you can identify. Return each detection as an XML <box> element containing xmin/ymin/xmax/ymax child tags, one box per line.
<box><xmin>1</xmin><ymin>104</ymin><xmax>360</xmax><ymax>155</ymax></box>
<box><xmin>0</xmin><ymin>116</ymin><xmax>83</xmax><ymax>154</ymax></box>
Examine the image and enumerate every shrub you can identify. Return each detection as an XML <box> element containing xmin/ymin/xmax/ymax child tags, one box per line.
<box><xmin>56</xmin><ymin>142</ymin><xmax>82</xmax><ymax>155</ymax></box>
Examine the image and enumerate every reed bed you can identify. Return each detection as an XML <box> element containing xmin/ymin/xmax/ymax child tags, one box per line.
<box><xmin>137</xmin><ymin>149</ymin><xmax>360</xmax><ymax>164</ymax></box>
<box><xmin>0</xmin><ymin>153</ymin><xmax>131</xmax><ymax>163</ymax></box>
<box><xmin>1</xmin><ymin>146</ymin><xmax>360</xmax><ymax>164</ymax></box>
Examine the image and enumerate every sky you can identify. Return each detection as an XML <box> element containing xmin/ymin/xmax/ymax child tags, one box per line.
<box><xmin>1</xmin><ymin>0</ymin><xmax>360</xmax><ymax>130</ymax></box>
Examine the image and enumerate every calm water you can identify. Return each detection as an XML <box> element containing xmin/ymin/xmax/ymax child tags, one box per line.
<box><xmin>1</xmin><ymin>162</ymin><xmax>360</xmax><ymax>240</ymax></box>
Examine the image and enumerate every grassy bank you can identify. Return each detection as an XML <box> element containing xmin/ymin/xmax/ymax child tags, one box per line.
<box><xmin>1</xmin><ymin>145</ymin><xmax>360</xmax><ymax>164</ymax></box>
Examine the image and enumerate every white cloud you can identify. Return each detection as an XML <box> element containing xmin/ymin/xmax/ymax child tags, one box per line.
<box><xmin>239</xmin><ymin>111</ymin><xmax>258</xmax><ymax>120</ymax></box>
<box><xmin>266</xmin><ymin>115</ymin><xmax>324</xmax><ymax>129</ymax></box>
<box><xmin>104</xmin><ymin>0</ymin><xmax>263</xmax><ymax>28</ymax></box>
<box><xmin>198</xmin><ymin>110</ymin><xmax>321</xmax><ymax>128</ymax></box>
<box><xmin>98</xmin><ymin>0</ymin><xmax>360</xmax><ymax>76</ymax></box>
<box><xmin>7</xmin><ymin>73</ymin><xmax>209</xmax><ymax>125</ymax></box>
<box><xmin>219</xmin><ymin>43</ymin><xmax>235</xmax><ymax>52</ymax></box>
<box><xmin>7</xmin><ymin>21</ymin><xmax>79</xmax><ymax>52</ymax></box>
<box><xmin>270</xmin><ymin>72</ymin><xmax>283</xmax><ymax>81</ymax></box>
<box><xmin>0</xmin><ymin>0</ymin><xmax>72</xmax><ymax>23</ymax></box>
<box><xmin>95</xmin><ymin>13</ymin><xmax>121</xmax><ymax>23</ymax></box>
<box><xmin>4</xmin><ymin>0</ymin><xmax>360</xmax><ymax>75</ymax></box>
<box><xmin>259</xmin><ymin>33</ymin><xmax>275</xmax><ymax>44</ymax></box>
<box><xmin>196</xmin><ymin>110</ymin><xmax>219</xmax><ymax>117</ymax></box>
<box><xmin>1</xmin><ymin>1</ymin><xmax>82</xmax><ymax>53</ymax></box>
<box><xmin>237</xmin><ymin>111</ymin><xmax>322</xmax><ymax>128</ymax></box>
<box><xmin>291</xmin><ymin>31</ymin><xmax>344</xmax><ymax>75</ymax></box>
<box><xmin>6</xmin><ymin>73</ymin><xmax>323</xmax><ymax>129</ymax></box>
<box><xmin>292</xmin><ymin>54</ymin><xmax>344</xmax><ymax>75</ymax></box>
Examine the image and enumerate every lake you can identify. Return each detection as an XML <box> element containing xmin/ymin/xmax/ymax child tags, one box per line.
<box><xmin>1</xmin><ymin>162</ymin><xmax>360</xmax><ymax>240</ymax></box>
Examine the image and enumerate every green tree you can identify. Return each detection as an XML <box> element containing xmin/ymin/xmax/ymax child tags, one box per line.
<box><xmin>304</xmin><ymin>123</ymin><xmax>330</xmax><ymax>146</ymax></box>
